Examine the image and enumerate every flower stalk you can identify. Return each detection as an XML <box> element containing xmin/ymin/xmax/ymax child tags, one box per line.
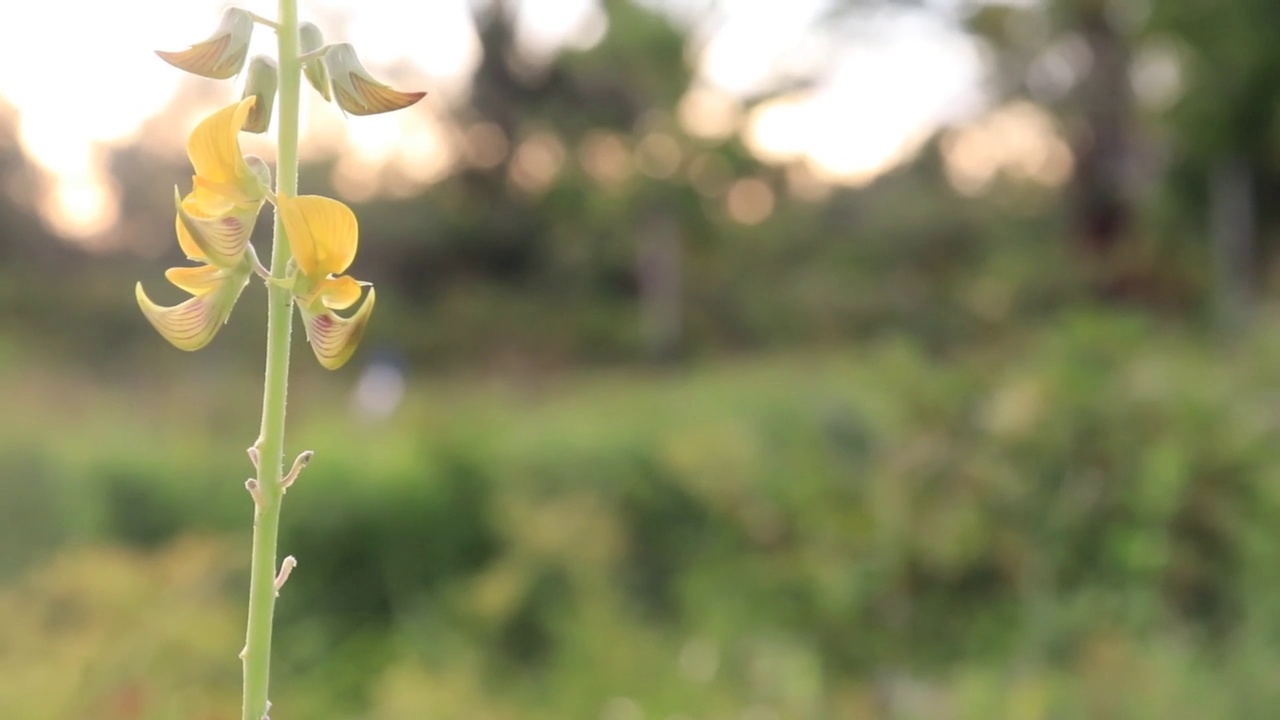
<box><xmin>239</xmin><ymin>0</ymin><xmax>301</xmax><ymax>716</ymax></box>
<box><xmin>140</xmin><ymin>3</ymin><xmax>423</xmax><ymax>717</ymax></box>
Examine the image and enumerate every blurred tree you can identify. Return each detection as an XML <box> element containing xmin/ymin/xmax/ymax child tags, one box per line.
<box><xmin>963</xmin><ymin>0</ymin><xmax>1140</xmax><ymax>298</ymax></box>
<box><xmin>434</xmin><ymin>0</ymin><xmax>770</xmax><ymax>362</ymax></box>
<box><xmin>1067</xmin><ymin>0</ymin><xmax>1134</xmax><ymax>266</ymax></box>
<box><xmin>36</xmin><ymin>0</ymin><xmax>1104</xmax><ymax>367</ymax></box>
<box><xmin>964</xmin><ymin>0</ymin><xmax>1280</xmax><ymax>315</ymax></box>
<box><xmin>1143</xmin><ymin>0</ymin><xmax>1280</xmax><ymax>327</ymax></box>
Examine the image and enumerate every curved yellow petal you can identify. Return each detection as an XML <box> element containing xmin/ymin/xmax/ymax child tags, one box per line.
<box><xmin>137</xmin><ymin>284</ymin><xmax>221</xmax><ymax>351</ymax></box>
<box><xmin>277</xmin><ymin>194</ymin><xmax>358</xmax><ymax>277</ymax></box>
<box><xmin>187</xmin><ymin>97</ymin><xmax>259</xmax><ymax>192</ymax></box>
<box><xmin>155</xmin><ymin>8</ymin><xmax>253</xmax><ymax>80</ymax></box>
<box><xmin>175</xmin><ymin>187</ymin><xmax>262</xmax><ymax>268</ymax></box>
<box><xmin>164</xmin><ymin>265</ymin><xmax>223</xmax><ymax>296</ymax></box>
<box><xmin>316</xmin><ymin>275</ymin><xmax>365</xmax><ymax>311</ymax></box>
<box><xmin>175</xmin><ymin>212</ymin><xmax>204</xmax><ymax>262</ymax></box>
<box><xmin>300</xmin><ymin>286</ymin><xmax>375</xmax><ymax>370</ymax></box>
<box><xmin>136</xmin><ymin>263</ymin><xmax>252</xmax><ymax>351</ymax></box>
<box><xmin>184</xmin><ymin>179</ymin><xmax>238</xmax><ymax>216</ymax></box>
<box><xmin>175</xmin><ymin>183</ymin><xmax>232</xmax><ymax>260</ymax></box>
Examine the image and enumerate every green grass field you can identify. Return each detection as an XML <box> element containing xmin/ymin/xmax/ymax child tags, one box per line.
<box><xmin>6</xmin><ymin>312</ymin><xmax>1280</xmax><ymax>718</ymax></box>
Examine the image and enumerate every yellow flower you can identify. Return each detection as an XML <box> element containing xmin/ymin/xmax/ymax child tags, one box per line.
<box><xmin>136</xmin><ymin>263</ymin><xmax>253</xmax><ymax>352</ymax></box>
<box><xmin>277</xmin><ymin>194</ymin><xmax>376</xmax><ymax>369</ymax></box>
<box><xmin>176</xmin><ymin>97</ymin><xmax>270</xmax><ymax>268</ymax></box>
<box><xmin>155</xmin><ymin>7</ymin><xmax>254</xmax><ymax>80</ymax></box>
<box><xmin>323</xmin><ymin>43</ymin><xmax>425</xmax><ymax>116</ymax></box>
<box><xmin>138</xmin><ymin>98</ymin><xmax>266</xmax><ymax>351</ymax></box>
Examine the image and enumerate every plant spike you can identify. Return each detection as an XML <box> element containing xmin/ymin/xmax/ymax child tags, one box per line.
<box><xmin>141</xmin><ymin>3</ymin><xmax>425</xmax><ymax>718</ymax></box>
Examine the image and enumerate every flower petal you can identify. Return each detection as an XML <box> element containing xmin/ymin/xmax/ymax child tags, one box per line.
<box><xmin>164</xmin><ymin>264</ymin><xmax>223</xmax><ymax>296</ymax></box>
<box><xmin>155</xmin><ymin>8</ymin><xmax>254</xmax><ymax>80</ymax></box>
<box><xmin>187</xmin><ymin>97</ymin><xmax>259</xmax><ymax>193</ymax></box>
<box><xmin>316</xmin><ymin>275</ymin><xmax>365</xmax><ymax>311</ymax></box>
<box><xmin>325</xmin><ymin>44</ymin><xmax>425</xmax><ymax>116</ymax></box>
<box><xmin>136</xmin><ymin>285</ymin><xmax>222</xmax><ymax>351</ymax></box>
<box><xmin>336</xmin><ymin>74</ymin><xmax>427</xmax><ymax>116</ymax></box>
<box><xmin>175</xmin><ymin>186</ymin><xmax>261</xmax><ymax>267</ymax></box>
<box><xmin>184</xmin><ymin>179</ymin><xmax>238</xmax><ymax>216</ymax></box>
<box><xmin>156</xmin><ymin>35</ymin><xmax>239</xmax><ymax>80</ymax></box>
<box><xmin>135</xmin><ymin>264</ymin><xmax>250</xmax><ymax>351</ymax></box>
<box><xmin>277</xmin><ymin>194</ymin><xmax>358</xmax><ymax>278</ymax></box>
<box><xmin>174</xmin><ymin>183</ymin><xmax>231</xmax><ymax>260</ymax></box>
<box><xmin>300</xmin><ymin>286</ymin><xmax>375</xmax><ymax>370</ymax></box>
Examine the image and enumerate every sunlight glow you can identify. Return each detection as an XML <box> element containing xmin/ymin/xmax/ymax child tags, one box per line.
<box><xmin>510</xmin><ymin>131</ymin><xmax>567</xmax><ymax>194</ymax></box>
<box><xmin>697</xmin><ymin>0</ymin><xmax>833</xmax><ymax>97</ymax></box>
<box><xmin>635</xmin><ymin>132</ymin><xmax>683</xmax><ymax>180</ymax></box>
<box><xmin>725</xmin><ymin>177</ymin><xmax>776</xmax><ymax>225</ymax></box>
<box><xmin>42</xmin><ymin>175</ymin><xmax>119</xmax><ymax>244</ymax></box>
<box><xmin>941</xmin><ymin>102</ymin><xmax>1073</xmax><ymax>196</ymax></box>
<box><xmin>0</xmin><ymin>0</ymin><xmax>988</xmax><ymax>241</ymax></box>
<box><xmin>744</xmin><ymin>13</ymin><xmax>984</xmax><ymax>187</ymax></box>
<box><xmin>0</xmin><ymin>0</ymin><xmax>478</xmax><ymax>241</ymax></box>
<box><xmin>677</xmin><ymin>86</ymin><xmax>742</xmax><ymax>141</ymax></box>
<box><xmin>579</xmin><ymin>130</ymin><xmax>633</xmax><ymax>189</ymax></box>
<box><xmin>465</xmin><ymin>123</ymin><xmax>512</xmax><ymax>170</ymax></box>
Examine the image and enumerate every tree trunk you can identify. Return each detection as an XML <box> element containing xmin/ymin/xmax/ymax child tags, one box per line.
<box><xmin>637</xmin><ymin>213</ymin><xmax>683</xmax><ymax>362</ymax></box>
<box><xmin>1069</xmin><ymin>1</ymin><xmax>1133</xmax><ymax>294</ymax></box>
<box><xmin>1209</xmin><ymin>155</ymin><xmax>1255</xmax><ymax>332</ymax></box>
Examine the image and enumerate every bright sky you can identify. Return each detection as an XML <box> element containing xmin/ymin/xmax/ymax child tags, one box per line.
<box><xmin>0</xmin><ymin>0</ymin><xmax>984</xmax><ymax>241</ymax></box>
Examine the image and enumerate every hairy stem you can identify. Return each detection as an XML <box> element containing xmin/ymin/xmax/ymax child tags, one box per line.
<box><xmin>242</xmin><ymin>1</ymin><xmax>300</xmax><ymax>718</ymax></box>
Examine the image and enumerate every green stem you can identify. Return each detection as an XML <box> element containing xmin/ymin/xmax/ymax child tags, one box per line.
<box><xmin>249</xmin><ymin>12</ymin><xmax>281</xmax><ymax>30</ymax></box>
<box><xmin>297</xmin><ymin>46</ymin><xmax>332</xmax><ymax>64</ymax></box>
<box><xmin>242</xmin><ymin>1</ymin><xmax>300</xmax><ymax>718</ymax></box>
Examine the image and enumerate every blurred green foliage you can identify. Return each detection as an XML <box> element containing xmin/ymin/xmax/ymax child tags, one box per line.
<box><xmin>7</xmin><ymin>313</ymin><xmax>1280</xmax><ymax>717</ymax></box>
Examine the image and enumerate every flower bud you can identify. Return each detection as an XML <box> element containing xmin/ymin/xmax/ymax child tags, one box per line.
<box><xmin>245</xmin><ymin>155</ymin><xmax>272</xmax><ymax>190</ymax></box>
<box><xmin>323</xmin><ymin>43</ymin><xmax>425</xmax><ymax>116</ymax></box>
<box><xmin>156</xmin><ymin>7</ymin><xmax>254</xmax><ymax>80</ymax></box>
<box><xmin>240</xmin><ymin>56</ymin><xmax>278</xmax><ymax>134</ymax></box>
<box><xmin>299</xmin><ymin>22</ymin><xmax>332</xmax><ymax>102</ymax></box>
